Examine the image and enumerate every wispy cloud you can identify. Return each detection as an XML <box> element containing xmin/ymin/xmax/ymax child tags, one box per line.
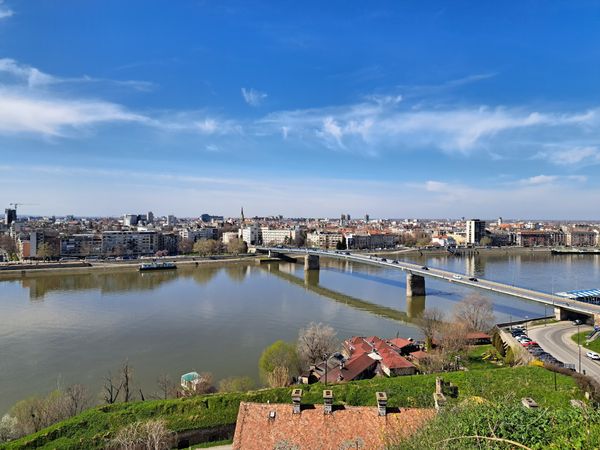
<box><xmin>241</xmin><ymin>87</ymin><xmax>267</xmax><ymax>106</ymax></box>
<box><xmin>0</xmin><ymin>58</ymin><xmax>155</xmax><ymax>91</ymax></box>
<box><xmin>516</xmin><ymin>174</ymin><xmax>587</xmax><ymax>186</ymax></box>
<box><xmin>534</xmin><ymin>146</ymin><xmax>600</xmax><ymax>167</ymax></box>
<box><xmin>0</xmin><ymin>88</ymin><xmax>148</xmax><ymax>136</ymax></box>
<box><xmin>0</xmin><ymin>0</ymin><xmax>13</xmax><ymax>19</ymax></box>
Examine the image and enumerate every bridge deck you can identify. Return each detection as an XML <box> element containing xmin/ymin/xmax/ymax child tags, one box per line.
<box><xmin>258</xmin><ymin>247</ymin><xmax>600</xmax><ymax>319</ymax></box>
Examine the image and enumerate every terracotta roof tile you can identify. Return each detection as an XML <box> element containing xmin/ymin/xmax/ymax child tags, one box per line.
<box><xmin>233</xmin><ymin>401</ymin><xmax>436</xmax><ymax>450</ymax></box>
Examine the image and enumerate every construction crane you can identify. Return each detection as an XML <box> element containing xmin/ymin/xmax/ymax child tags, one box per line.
<box><xmin>8</xmin><ymin>203</ymin><xmax>37</xmax><ymax>210</ymax></box>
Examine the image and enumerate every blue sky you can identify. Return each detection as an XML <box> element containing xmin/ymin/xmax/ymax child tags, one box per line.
<box><xmin>0</xmin><ymin>1</ymin><xmax>599</xmax><ymax>218</ymax></box>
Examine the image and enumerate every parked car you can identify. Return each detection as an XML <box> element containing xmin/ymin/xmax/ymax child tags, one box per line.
<box><xmin>392</xmin><ymin>260</ymin><xmax>399</xmax><ymax>264</ymax></box>
<box><xmin>586</xmin><ymin>351</ymin><xmax>600</xmax><ymax>360</ymax></box>
<box><xmin>573</xmin><ymin>319</ymin><xmax>583</xmax><ymax>326</ymax></box>
<box><xmin>452</xmin><ymin>274</ymin><xmax>462</xmax><ymax>280</ymax></box>
<box><xmin>511</xmin><ymin>330</ymin><xmax>525</xmax><ymax>337</ymax></box>
<box><xmin>468</xmin><ymin>277</ymin><xmax>478</xmax><ymax>282</ymax></box>
<box><xmin>521</xmin><ymin>341</ymin><xmax>538</xmax><ymax>347</ymax></box>
<box><xmin>421</xmin><ymin>266</ymin><xmax>429</xmax><ymax>270</ymax></box>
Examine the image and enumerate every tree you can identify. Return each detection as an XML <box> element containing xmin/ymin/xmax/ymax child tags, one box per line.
<box><xmin>0</xmin><ymin>414</ymin><xmax>17</xmax><ymax>443</ymax></box>
<box><xmin>191</xmin><ymin>372</ymin><xmax>216</xmax><ymax>395</ymax></box>
<box><xmin>0</xmin><ymin>235</ymin><xmax>17</xmax><ymax>258</ymax></box>
<box><xmin>103</xmin><ymin>371</ymin><xmax>122</xmax><ymax>404</ymax></box>
<box><xmin>453</xmin><ymin>294</ymin><xmax>495</xmax><ymax>332</ymax></box>
<box><xmin>36</xmin><ymin>242</ymin><xmax>52</xmax><ymax>260</ymax></box>
<box><xmin>297</xmin><ymin>322</ymin><xmax>338</xmax><ymax>369</ymax></box>
<box><xmin>417</xmin><ymin>308</ymin><xmax>445</xmax><ymax>351</ymax></box>
<box><xmin>62</xmin><ymin>384</ymin><xmax>90</xmax><ymax>417</ymax></box>
<box><xmin>480</xmin><ymin>236</ymin><xmax>493</xmax><ymax>246</ymax></box>
<box><xmin>120</xmin><ymin>361</ymin><xmax>133</xmax><ymax>403</ymax></box>
<box><xmin>156</xmin><ymin>374</ymin><xmax>176</xmax><ymax>400</ymax></box>
<box><xmin>218</xmin><ymin>376</ymin><xmax>255</xmax><ymax>393</ymax></box>
<box><xmin>111</xmin><ymin>419</ymin><xmax>174</xmax><ymax>450</ymax></box>
<box><xmin>178</xmin><ymin>238</ymin><xmax>193</xmax><ymax>255</ymax></box>
<box><xmin>258</xmin><ymin>340</ymin><xmax>300</xmax><ymax>387</ymax></box>
<box><xmin>227</xmin><ymin>238</ymin><xmax>248</xmax><ymax>255</ymax></box>
<box><xmin>336</xmin><ymin>238</ymin><xmax>347</xmax><ymax>250</ymax></box>
<box><xmin>193</xmin><ymin>239</ymin><xmax>220</xmax><ymax>256</ymax></box>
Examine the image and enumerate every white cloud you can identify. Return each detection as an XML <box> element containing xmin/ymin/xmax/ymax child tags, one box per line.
<box><xmin>535</xmin><ymin>146</ymin><xmax>600</xmax><ymax>166</ymax></box>
<box><xmin>517</xmin><ymin>174</ymin><xmax>587</xmax><ymax>186</ymax></box>
<box><xmin>0</xmin><ymin>88</ymin><xmax>148</xmax><ymax>136</ymax></box>
<box><xmin>0</xmin><ymin>0</ymin><xmax>13</xmax><ymax>19</ymax></box>
<box><xmin>241</xmin><ymin>87</ymin><xmax>267</xmax><ymax>106</ymax></box>
<box><xmin>0</xmin><ymin>59</ymin><xmax>54</xmax><ymax>87</ymax></box>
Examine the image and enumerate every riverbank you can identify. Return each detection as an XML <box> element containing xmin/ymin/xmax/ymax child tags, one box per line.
<box><xmin>0</xmin><ymin>255</ymin><xmax>257</xmax><ymax>280</ymax></box>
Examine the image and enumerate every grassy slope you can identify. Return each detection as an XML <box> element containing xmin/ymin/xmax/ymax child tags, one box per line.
<box><xmin>2</xmin><ymin>366</ymin><xmax>583</xmax><ymax>450</ymax></box>
<box><xmin>571</xmin><ymin>330</ymin><xmax>600</xmax><ymax>353</ymax></box>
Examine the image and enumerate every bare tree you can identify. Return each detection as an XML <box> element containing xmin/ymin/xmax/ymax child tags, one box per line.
<box><xmin>178</xmin><ymin>238</ymin><xmax>193</xmax><ymax>255</ymax></box>
<box><xmin>438</xmin><ymin>321</ymin><xmax>470</xmax><ymax>359</ymax></box>
<box><xmin>156</xmin><ymin>374</ymin><xmax>175</xmax><ymax>400</ymax></box>
<box><xmin>62</xmin><ymin>384</ymin><xmax>90</xmax><ymax>417</ymax></box>
<box><xmin>111</xmin><ymin>419</ymin><xmax>174</xmax><ymax>450</ymax></box>
<box><xmin>453</xmin><ymin>294</ymin><xmax>495</xmax><ymax>332</ymax></box>
<box><xmin>103</xmin><ymin>371</ymin><xmax>122</xmax><ymax>404</ymax></box>
<box><xmin>297</xmin><ymin>322</ymin><xmax>338</xmax><ymax>369</ymax></box>
<box><xmin>417</xmin><ymin>308</ymin><xmax>445</xmax><ymax>351</ymax></box>
<box><xmin>121</xmin><ymin>361</ymin><xmax>133</xmax><ymax>403</ymax></box>
<box><xmin>191</xmin><ymin>372</ymin><xmax>216</xmax><ymax>395</ymax></box>
<box><xmin>193</xmin><ymin>239</ymin><xmax>220</xmax><ymax>257</ymax></box>
<box><xmin>226</xmin><ymin>237</ymin><xmax>248</xmax><ymax>255</ymax></box>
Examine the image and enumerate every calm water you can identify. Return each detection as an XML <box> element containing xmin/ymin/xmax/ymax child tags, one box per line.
<box><xmin>1</xmin><ymin>252</ymin><xmax>598</xmax><ymax>414</ymax></box>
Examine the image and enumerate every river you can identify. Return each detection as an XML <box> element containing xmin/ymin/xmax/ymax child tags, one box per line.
<box><xmin>1</xmin><ymin>251</ymin><xmax>598</xmax><ymax>414</ymax></box>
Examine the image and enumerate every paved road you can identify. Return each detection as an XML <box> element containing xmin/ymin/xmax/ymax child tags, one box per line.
<box><xmin>528</xmin><ymin>322</ymin><xmax>600</xmax><ymax>380</ymax></box>
<box><xmin>261</xmin><ymin>247</ymin><xmax>600</xmax><ymax>318</ymax></box>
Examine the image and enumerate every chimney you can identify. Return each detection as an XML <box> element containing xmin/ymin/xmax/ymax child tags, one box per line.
<box><xmin>292</xmin><ymin>388</ymin><xmax>303</xmax><ymax>414</ymax></box>
<box><xmin>323</xmin><ymin>389</ymin><xmax>333</xmax><ymax>415</ymax></box>
<box><xmin>376</xmin><ymin>392</ymin><xmax>387</xmax><ymax>416</ymax></box>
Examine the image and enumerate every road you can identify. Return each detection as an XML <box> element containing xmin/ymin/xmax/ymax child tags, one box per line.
<box><xmin>260</xmin><ymin>247</ymin><xmax>600</xmax><ymax>319</ymax></box>
<box><xmin>528</xmin><ymin>322</ymin><xmax>600</xmax><ymax>380</ymax></box>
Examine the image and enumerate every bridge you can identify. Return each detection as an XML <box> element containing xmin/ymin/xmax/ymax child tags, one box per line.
<box><xmin>257</xmin><ymin>247</ymin><xmax>600</xmax><ymax>325</ymax></box>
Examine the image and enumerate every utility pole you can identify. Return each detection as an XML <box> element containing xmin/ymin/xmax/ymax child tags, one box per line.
<box><xmin>578</xmin><ymin>323</ymin><xmax>582</xmax><ymax>374</ymax></box>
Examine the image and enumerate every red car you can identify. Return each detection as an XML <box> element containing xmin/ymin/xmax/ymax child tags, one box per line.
<box><xmin>521</xmin><ymin>341</ymin><xmax>538</xmax><ymax>347</ymax></box>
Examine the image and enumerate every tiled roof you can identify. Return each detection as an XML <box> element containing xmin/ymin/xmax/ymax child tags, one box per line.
<box><xmin>232</xmin><ymin>402</ymin><xmax>436</xmax><ymax>450</ymax></box>
<box><xmin>389</xmin><ymin>337</ymin><xmax>414</xmax><ymax>349</ymax></box>
<box><xmin>379</xmin><ymin>350</ymin><xmax>415</xmax><ymax>369</ymax></box>
<box><xmin>323</xmin><ymin>352</ymin><xmax>377</xmax><ymax>383</ymax></box>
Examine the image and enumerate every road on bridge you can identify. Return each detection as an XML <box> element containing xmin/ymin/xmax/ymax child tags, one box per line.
<box><xmin>528</xmin><ymin>322</ymin><xmax>600</xmax><ymax>381</ymax></box>
<box><xmin>263</xmin><ymin>248</ymin><xmax>600</xmax><ymax>319</ymax></box>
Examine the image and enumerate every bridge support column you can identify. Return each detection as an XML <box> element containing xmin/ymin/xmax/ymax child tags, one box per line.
<box><xmin>304</xmin><ymin>269</ymin><xmax>320</xmax><ymax>286</ymax></box>
<box><xmin>554</xmin><ymin>306</ymin><xmax>568</xmax><ymax>321</ymax></box>
<box><xmin>304</xmin><ymin>254</ymin><xmax>320</xmax><ymax>271</ymax></box>
<box><xmin>407</xmin><ymin>273</ymin><xmax>425</xmax><ymax>297</ymax></box>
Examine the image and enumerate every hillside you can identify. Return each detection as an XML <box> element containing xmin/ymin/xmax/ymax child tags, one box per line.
<box><xmin>1</xmin><ymin>366</ymin><xmax>584</xmax><ymax>450</ymax></box>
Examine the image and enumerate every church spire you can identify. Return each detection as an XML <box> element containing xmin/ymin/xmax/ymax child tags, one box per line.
<box><xmin>241</xmin><ymin>206</ymin><xmax>245</xmax><ymax>223</ymax></box>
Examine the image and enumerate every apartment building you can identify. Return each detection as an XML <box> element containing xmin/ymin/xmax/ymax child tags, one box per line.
<box><xmin>101</xmin><ymin>231</ymin><xmax>159</xmax><ymax>256</ymax></box>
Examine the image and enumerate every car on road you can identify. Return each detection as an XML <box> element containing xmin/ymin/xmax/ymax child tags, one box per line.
<box><xmin>452</xmin><ymin>274</ymin><xmax>462</xmax><ymax>280</ymax></box>
<box><xmin>468</xmin><ymin>277</ymin><xmax>478</xmax><ymax>282</ymax></box>
<box><xmin>573</xmin><ymin>319</ymin><xmax>583</xmax><ymax>326</ymax></box>
<box><xmin>392</xmin><ymin>260</ymin><xmax>399</xmax><ymax>264</ymax></box>
<box><xmin>586</xmin><ymin>351</ymin><xmax>600</xmax><ymax>360</ymax></box>
<box><xmin>511</xmin><ymin>329</ymin><xmax>525</xmax><ymax>336</ymax></box>
<box><xmin>381</xmin><ymin>258</ymin><xmax>387</xmax><ymax>262</ymax></box>
<box><xmin>421</xmin><ymin>266</ymin><xmax>429</xmax><ymax>270</ymax></box>
<box><xmin>521</xmin><ymin>341</ymin><xmax>538</xmax><ymax>347</ymax></box>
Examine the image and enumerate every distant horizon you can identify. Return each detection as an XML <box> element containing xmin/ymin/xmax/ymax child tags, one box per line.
<box><xmin>1</xmin><ymin>1</ymin><xmax>600</xmax><ymax>217</ymax></box>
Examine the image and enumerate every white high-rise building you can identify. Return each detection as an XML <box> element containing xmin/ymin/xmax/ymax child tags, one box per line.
<box><xmin>466</xmin><ymin>219</ymin><xmax>486</xmax><ymax>244</ymax></box>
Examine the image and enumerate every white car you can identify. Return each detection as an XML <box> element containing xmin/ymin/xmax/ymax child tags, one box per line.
<box><xmin>586</xmin><ymin>351</ymin><xmax>600</xmax><ymax>360</ymax></box>
<box><xmin>452</xmin><ymin>275</ymin><xmax>462</xmax><ymax>280</ymax></box>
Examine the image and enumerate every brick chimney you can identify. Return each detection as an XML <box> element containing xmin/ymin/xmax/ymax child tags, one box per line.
<box><xmin>292</xmin><ymin>388</ymin><xmax>303</xmax><ymax>414</ymax></box>
<box><xmin>376</xmin><ymin>391</ymin><xmax>387</xmax><ymax>416</ymax></box>
<box><xmin>323</xmin><ymin>389</ymin><xmax>333</xmax><ymax>415</ymax></box>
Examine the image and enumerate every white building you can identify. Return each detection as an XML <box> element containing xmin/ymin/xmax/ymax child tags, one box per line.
<box><xmin>466</xmin><ymin>219</ymin><xmax>486</xmax><ymax>245</ymax></box>
<box><xmin>101</xmin><ymin>231</ymin><xmax>159</xmax><ymax>256</ymax></box>
<box><xmin>240</xmin><ymin>224</ymin><xmax>261</xmax><ymax>245</ymax></box>
<box><xmin>179</xmin><ymin>227</ymin><xmax>218</xmax><ymax>242</ymax></box>
<box><xmin>260</xmin><ymin>227</ymin><xmax>298</xmax><ymax>246</ymax></box>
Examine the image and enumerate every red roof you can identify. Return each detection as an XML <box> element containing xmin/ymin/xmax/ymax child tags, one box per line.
<box><xmin>232</xmin><ymin>402</ymin><xmax>436</xmax><ymax>450</ymax></box>
<box><xmin>379</xmin><ymin>350</ymin><xmax>415</xmax><ymax>370</ymax></box>
<box><xmin>389</xmin><ymin>337</ymin><xmax>415</xmax><ymax>349</ymax></box>
<box><xmin>408</xmin><ymin>350</ymin><xmax>429</xmax><ymax>360</ymax></box>
<box><xmin>323</xmin><ymin>352</ymin><xmax>377</xmax><ymax>383</ymax></box>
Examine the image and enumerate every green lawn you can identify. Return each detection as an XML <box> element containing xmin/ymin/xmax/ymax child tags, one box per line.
<box><xmin>1</xmin><ymin>366</ymin><xmax>583</xmax><ymax>450</ymax></box>
<box><xmin>463</xmin><ymin>344</ymin><xmax>503</xmax><ymax>370</ymax></box>
<box><xmin>571</xmin><ymin>330</ymin><xmax>600</xmax><ymax>353</ymax></box>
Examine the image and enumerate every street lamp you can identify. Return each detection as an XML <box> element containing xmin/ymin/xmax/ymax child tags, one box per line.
<box><xmin>578</xmin><ymin>323</ymin><xmax>582</xmax><ymax>374</ymax></box>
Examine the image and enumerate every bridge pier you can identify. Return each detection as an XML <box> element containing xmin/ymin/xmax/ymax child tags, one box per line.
<box><xmin>304</xmin><ymin>254</ymin><xmax>320</xmax><ymax>271</ymax></box>
<box><xmin>406</xmin><ymin>273</ymin><xmax>426</xmax><ymax>297</ymax></box>
<box><xmin>406</xmin><ymin>295</ymin><xmax>426</xmax><ymax>318</ymax></box>
<box><xmin>554</xmin><ymin>306</ymin><xmax>568</xmax><ymax>321</ymax></box>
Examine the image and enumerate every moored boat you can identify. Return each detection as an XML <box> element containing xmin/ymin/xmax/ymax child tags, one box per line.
<box><xmin>139</xmin><ymin>261</ymin><xmax>177</xmax><ymax>271</ymax></box>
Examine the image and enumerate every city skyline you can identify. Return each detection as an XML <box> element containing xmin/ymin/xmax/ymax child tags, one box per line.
<box><xmin>1</xmin><ymin>1</ymin><xmax>600</xmax><ymax>218</ymax></box>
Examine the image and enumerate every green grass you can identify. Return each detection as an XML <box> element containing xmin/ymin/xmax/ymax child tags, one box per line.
<box><xmin>463</xmin><ymin>344</ymin><xmax>504</xmax><ymax>370</ymax></box>
<box><xmin>571</xmin><ymin>330</ymin><xmax>600</xmax><ymax>353</ymax></box>
<box><xmin>1</xmin><ymin>366</ymin><xmax>583</xmax><ymax>450</ymax></box>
